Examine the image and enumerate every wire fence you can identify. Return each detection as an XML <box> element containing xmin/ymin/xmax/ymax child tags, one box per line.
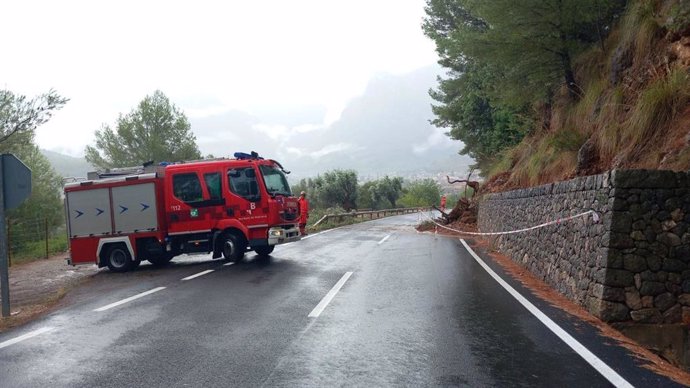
<box><xmin>6</xmin><ymin>218</ymin><xmax>68</xmax><ymax>266</ymax></box>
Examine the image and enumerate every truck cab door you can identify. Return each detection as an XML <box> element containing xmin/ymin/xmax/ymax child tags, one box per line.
<box><xmin>166</xmin><ymin>171</ymin><xmax>225</xmax><ymax>235</ymax></box>
<box><xmin>226</xmin><ymin>166</ymin><xmax>269</xmax><ymax>231</ymax></box>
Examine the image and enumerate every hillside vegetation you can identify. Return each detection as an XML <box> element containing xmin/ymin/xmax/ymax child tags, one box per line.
<box><xmin>424</xmin><ymin>0</ymin><xmax>690</xmax><ymax>191</ymax></box>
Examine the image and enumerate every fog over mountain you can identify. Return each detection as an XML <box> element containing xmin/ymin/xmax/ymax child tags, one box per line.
<box><xmin>43</xmin><ymin>65</ymin><xmax>472</xmax><ymax>181</ymax></box>
<box><xmin>191</xmin><ymin>65</ymin><xmax>472</xmax><ymax>180</ymax></box>
<box><xmin>42</xmin><ymin>149</ymin><xmax>95</xmax><ymax>179</ymax></box>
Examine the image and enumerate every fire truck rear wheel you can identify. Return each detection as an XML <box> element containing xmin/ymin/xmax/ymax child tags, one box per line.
<box><xmin>254</xmin><ymin>245</ymin><xmax>275</xmax><ymax>257</ymax></box>
<box><xmin>222</xmin><ymin>232</ymin><xmax>246</xmax><ymax>262</ymax></box>
<box><xmin>105</xmin><ymin>244</ymin><xmax>134</xmax><ymax>273</ymax></box>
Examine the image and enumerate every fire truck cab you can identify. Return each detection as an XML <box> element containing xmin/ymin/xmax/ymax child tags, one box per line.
<box><xmin>64</xmin><ymin>153</ymin><xmax>301</xmax><ymax>272</ymax></box>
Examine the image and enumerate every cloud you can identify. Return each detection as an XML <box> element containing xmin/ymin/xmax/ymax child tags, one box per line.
<box><xmin>186</xmin><ymin>105</ymin><xmax>235</xmax><ymax>119</ymax></box>
<box><xmin>252</xmin><ymin>124</ymin><xmax>290</xmax><ymax>140</ymax></box>
<box><xmin>196</xmin><ymin>131</ymin><xmax>240</xmax><ymax>144</ymax></box>
<box><xmin>251</xmin><ymin>122</ymin><xmax>325</xmax><ymax>143</ymax></box>
<box><xmin>285</xmin><ymin>147</ymin><xmax>306</xmax><ymax>157</ymax></box>
<box><xmin>412</xmin><ymin>128</ymin><xmax>454</xmax><ymax>154</ymax></box>
<box><xmin>310</xmin><ymin>143</ymin><xmax>359</xmax><ymax>159</ymax></box>
<box><xmin>293</xmin><ymin>124</ymin><xmax>324</xmax><ymax>133</ymax></box>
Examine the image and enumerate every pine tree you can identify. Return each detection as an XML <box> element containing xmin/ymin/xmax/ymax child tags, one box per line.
<box><xmin>85</xmin><ymin>90</ymin><xmax>201</xmax><ymax>169</ymax></box>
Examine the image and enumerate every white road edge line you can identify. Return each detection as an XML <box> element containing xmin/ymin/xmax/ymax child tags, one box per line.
<box><xmin>308</xmin><ymin>272</ymin><xmax>353</xmax><ymax>318</ymax></box>
<box><xmin>181</xmin><ymin>269</ymin><xmax>215</xmax><ymax>281</ymax></box>
<box><xmin>93</xmin><ymin>287</ymin><xmax>166</xmax><ymax>312</ymax></box>
<box><xmin>223</xmin><ymin>262</ymin><xmax>235</xmax><ymax>267</ymax></box>
<box><xmin>0</xmin><ymin>327</ymin><xmax>54</xmax><ymax>350</ymax></box>
<box><xmin>302</xmin><ymin>229</ymin><xmax>333</xmax><ymax>240</ymax></box>
<box><xmin>378</xmin><ymin>234</ymin><xmax>391</xmax><ymax>245</ymax></box>
<box><xmin>459</xmin><ymin>239</ymin><xmax>633</xmax><ymax>388</ymax></box>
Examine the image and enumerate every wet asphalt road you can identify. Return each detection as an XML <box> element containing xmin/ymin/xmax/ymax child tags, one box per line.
<box><xmin>0</xmin><ymin>213</ymin><xmax>682</xmax><ymax>387</ymax></box>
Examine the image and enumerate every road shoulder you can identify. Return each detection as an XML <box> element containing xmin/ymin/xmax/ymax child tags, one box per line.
<box><xmin>454</xmin><ymin>236</ymin><xmax>690</xmax><ymax>386</ymax></box>
<box><xmin>0</xmin><ymin>254</ymin><xmax>98</xmax><ymax>332</ymax></box>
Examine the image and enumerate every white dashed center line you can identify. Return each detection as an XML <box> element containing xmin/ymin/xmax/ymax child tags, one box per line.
<box><xmin>93</xmin><ymin>287</ymin><xmax>167</xmax><ymax>312</ymax></box>
<box><xmin>308</xmin><ymin>272</ymin><xmax>353</xmax><ymax>318</ymax></box>
<box><xmin>377</xmin><ymin>234</ymin><xmax>391</xmax><ymax>245</ymax></box>
<box><xmin>0</xmin><ymin>327</ymin><xmax>54</xmax><ymax>350</ymax></box>
<box><xmin>181</xmin><ymin>269</ymin><xmax>215</xmax><ymax>281</ymax></box>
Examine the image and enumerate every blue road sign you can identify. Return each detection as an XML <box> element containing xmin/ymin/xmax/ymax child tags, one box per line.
<box><xmin>2</xmin><ymin>154</ymin><xmax>31</xmax><ymax>210</ymax></box>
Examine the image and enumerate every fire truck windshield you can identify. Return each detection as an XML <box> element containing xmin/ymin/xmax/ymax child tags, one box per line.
<box><xmin>259</xmin><ymin>165</ymin><xmax>292</xmax><ymax>197</ymax></box>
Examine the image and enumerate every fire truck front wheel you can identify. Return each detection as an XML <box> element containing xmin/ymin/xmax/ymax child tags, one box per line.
<box><xmin>254</xmin><ymin>245</ymin><xmax>275</xmax><ymax>257</ymax></box>
<box><xmin>222</xmin><ymin>232</ymin><xmax>246</xmax><ymax>262</ymax></box>
<box><xmin>104</xmin><ymin>244</ymin><xmax>134</xmax><ymax>272</ymax></box>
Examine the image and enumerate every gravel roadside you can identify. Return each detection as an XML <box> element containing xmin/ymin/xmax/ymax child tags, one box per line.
<box><xmin>0</xmin><ymin>253</ymin><xmax>99</xmax><ymax>332</ymax></box>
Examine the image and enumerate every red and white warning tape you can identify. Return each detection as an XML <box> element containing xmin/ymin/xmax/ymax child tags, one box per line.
<box><xmin>421</xmin><ymin>209</ymin><xmax>600</xmax><ymax>236</ymax></box>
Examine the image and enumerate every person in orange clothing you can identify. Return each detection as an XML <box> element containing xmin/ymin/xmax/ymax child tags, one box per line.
<box><xmin>440</xmin><ymin>195</ymin><xmax>447</xmax><ymax>212</ymax></box>
<box><xmin>298</xmin><ymin>191</ymin><xmax>309</xmax><ymax>235</ymax></box>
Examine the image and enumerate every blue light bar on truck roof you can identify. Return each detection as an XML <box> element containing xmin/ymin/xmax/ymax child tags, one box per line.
<box><xmin>234</xmin><ymin>151</ymin><xmax>263</xmax><ymax>160</ymax></box>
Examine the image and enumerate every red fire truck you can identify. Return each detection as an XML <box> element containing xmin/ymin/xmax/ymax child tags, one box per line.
<box><xmin>64</xmin><ymin>152</ymin><xmax>301</xmax><ymax>272</ymax></box>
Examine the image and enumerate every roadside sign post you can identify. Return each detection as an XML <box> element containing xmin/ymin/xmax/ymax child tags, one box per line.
<box><xmin>0</xmin><ymin>154</ymin><xmax>32</xmax><ymax>318</ymax></box>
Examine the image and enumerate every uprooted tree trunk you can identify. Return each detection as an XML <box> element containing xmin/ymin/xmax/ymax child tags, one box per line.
<box><xmin>449</xmin><ymin>198</ymin><xmax>478</xmax><ymax>224</ymax></box>
<box><xmin>447</xmin><ymin>172</ymin><xmax>479</xmax><ymax>199</ymax></box>
<box><xmin>441</xmin><ymin>169</ymin><xmax>480</xmax><ymax>225</ymax></box>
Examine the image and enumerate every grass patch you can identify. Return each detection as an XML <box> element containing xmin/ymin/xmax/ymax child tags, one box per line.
<box><xmin>487</xmin><ymin>147</ymin><xmax>518</xmax><ymax>178</ymax></box>
<box><xmin>618</xmin><ymin>0</ymin><xmax>664</xmax><ymax>65</ymax></box>
<box><xmin>502</xmin><ymin>129</ymin><xmax>581</xmax><ymax>187</ymax></box>
<box><xmin>306</xmin><ymin>207</ymin><xmax>418</xmax><ymax>233</ymax></box>
<box><xmin>625</xmin><ymin>67</ymin><xmax>690</xmax><ymax>156</ymax></box>
<box><xmin>10</xmin><ymin>234</ymin><xmax>68</xmax><ymax>266</ymax></box>
<box><xmin>547</xmin><ymin>128</ymin><xmax>586</xmax><ymax>152</ymax></box>
<box><xmin>595</xmin><ymin>86</ymin><xmax>626</xmax><ymax>163</ymax></box>
<box><xmin>664</xmin><ymin>1</ymin><xmax>690</xmax><ymax>33</ymax></box>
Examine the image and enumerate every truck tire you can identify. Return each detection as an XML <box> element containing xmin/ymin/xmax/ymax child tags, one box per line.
<box><xmin>105</xmin><ymin>244</ymin><xmax>134</xmax><ymax>273</ymax></box>
<box><xmin>148</xmin><ymin>254</ymin><xmax>173</xmax><ymax>267</ymax></box>
<box><xmin>222</xmin><ymin>232</ymin><xmax>246</xmax><ymax>262</ymax></box>
<box><xmin>254</xmin><ymin>245</ymin><xmax>274</xmax><ymax>257</ymax></box>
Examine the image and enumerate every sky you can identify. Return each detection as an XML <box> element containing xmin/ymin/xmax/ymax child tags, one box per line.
<box><xmin>0</xmin><ymin>0</ymin><xmax>441</xmax><ymax>159</ymax></box>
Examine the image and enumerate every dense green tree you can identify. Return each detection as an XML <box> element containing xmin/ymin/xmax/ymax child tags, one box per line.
<box><xmin>292</xmin><ymin>177</ymin><xmax>326</xmax><ymax>209</ymax></box>
<box><xmin>357</xmin><ymin>181</ymin><xmax>377</xmax><ymax>210</ymax></box>
<box><xmin>292</xmin><ymin>171</ymin><xmax>358</xmax><ymax>210</ymax></box>
<box><xmin>399</xmin><ymin>179</ymin><xmax>442</xmax><ymax>208</ymax></box>
<box><xmin>6</xmin><ymin>144</ymin><xmax>64</xmax><ymax>229</ymax></box>
<box><xmin>0</xmin><ymin>89</ymin><xmax>68</xmax><ymax>145</ymax></box>
<box><xmin>423</xmin><ymin>0</ymin><xmax>626</xmax><ymax>172</ymax></box>
<box><xmin>320</xmin><ymin>170</ymin><xmax>358</xmax><ymax>211</ymax></box>
<box><xmin>356</xmin><ymin>177</ymin><xmax>403</xmax><ymax>210</ymax></box>
<box><xmin>371</xmin><ymin>176</ymin><xmax>403</xmax><ymax>208</ymax></box>
<box><xmin>429</xmin><ymin>62</ymin><xmax>531</xmax><ymax>171</ymax></box>
<box><xmin>85</xmin><ymin>90</ymin><xmax>201</xmax><ymax>169</ymax></box>
<box><xmin>0</xmin><ymin>89</ymin><xmax>67</xmax><ymax>234</ymax></box>
<box><xmin>429</xmin><ymin>0</ymin><xmax>625</xmax><ymax>102</ymax></box>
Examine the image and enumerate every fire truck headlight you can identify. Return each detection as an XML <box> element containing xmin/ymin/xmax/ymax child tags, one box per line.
<box><xmin>270</xmin><ymin>229</ymin><xmax>283</xmax><ymax>237</ymax></box>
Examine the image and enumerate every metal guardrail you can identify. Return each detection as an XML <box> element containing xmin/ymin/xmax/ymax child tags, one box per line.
<box><xmin>312</xmin><ymin>207</ymin><xmax>429</xmax><ymax>227</ymax></box>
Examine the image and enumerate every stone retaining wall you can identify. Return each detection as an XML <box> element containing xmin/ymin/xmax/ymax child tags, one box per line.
<box><xmin>478</xmin><ymin>170</ymin><xmax>690</xmax><ymax>323</ymax></box>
